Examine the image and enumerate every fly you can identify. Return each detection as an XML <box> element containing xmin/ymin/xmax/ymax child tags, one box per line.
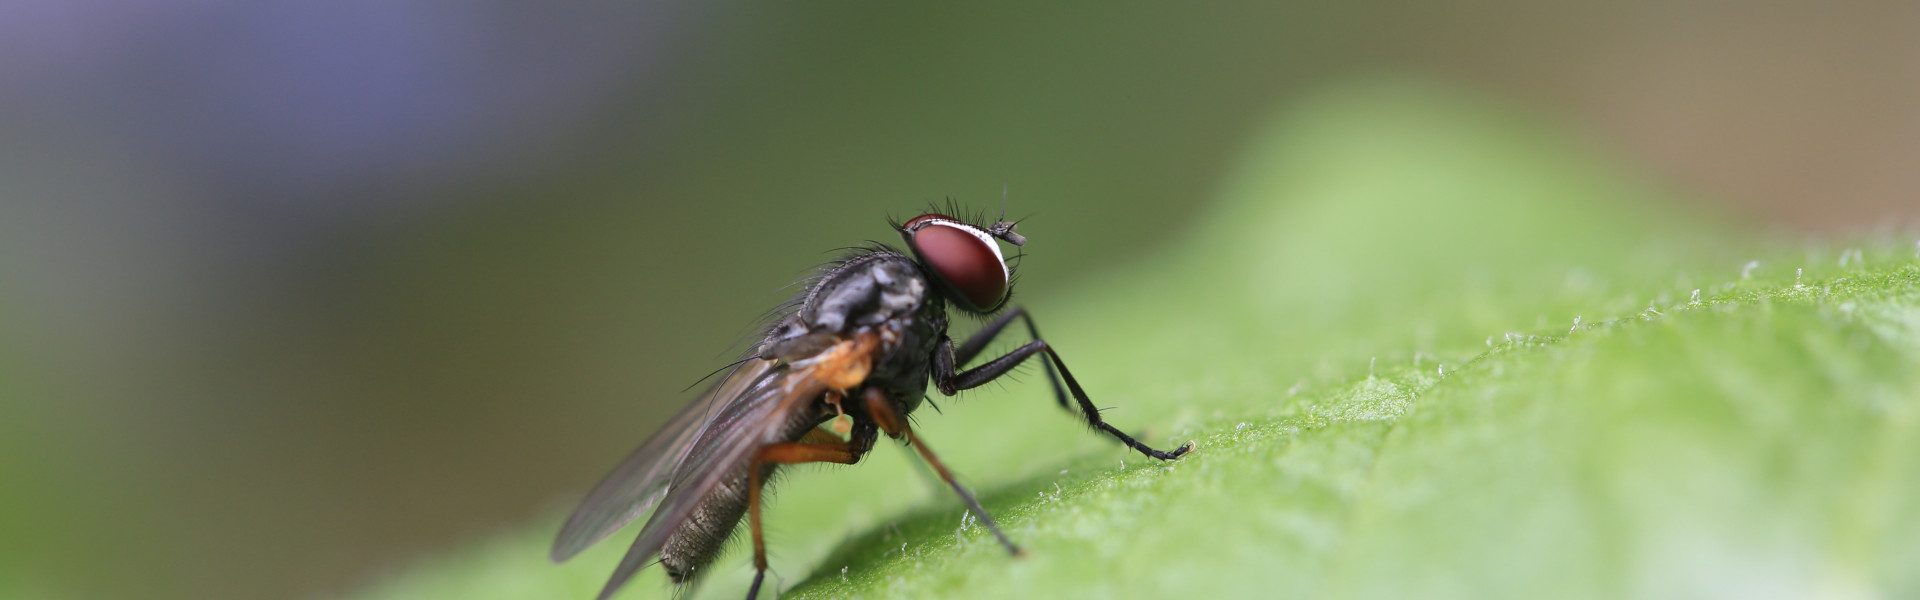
<box><xmin>550</xmin><ymin>208</ymin><xmax>1194</xmax><ymax>599</ymax></box>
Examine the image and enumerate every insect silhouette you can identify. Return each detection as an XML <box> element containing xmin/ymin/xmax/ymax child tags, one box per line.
<box><xmin>550</xmin><ymin>208</ymin><xmax>1194</xmax><ymax>599</ymax></box>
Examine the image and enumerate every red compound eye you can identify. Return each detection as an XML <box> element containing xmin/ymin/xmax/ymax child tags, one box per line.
<box><xmin>900</xmin><ymin>214</ymin><xmax>1010</xmax><ymax>312</ymax></box>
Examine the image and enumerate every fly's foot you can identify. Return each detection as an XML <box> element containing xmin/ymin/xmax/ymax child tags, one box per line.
<box><xmin>1146</xmin><ymin>440</ymin><xmax>1195</xmax><ymax>461</ymax></box>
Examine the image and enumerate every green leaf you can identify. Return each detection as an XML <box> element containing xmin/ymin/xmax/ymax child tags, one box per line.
<box><xmin>347</xmin><ymin>80</ymin><xmax>1920</xmax><ymax>600</ymax></box>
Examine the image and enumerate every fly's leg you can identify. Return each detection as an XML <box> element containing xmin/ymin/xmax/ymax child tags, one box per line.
<box><xmin>863</xmin><ymin>388</ymin><xmax>1022</xmax><ymax>556</ymax></box>
<box><xmin>746</xmin><ymin>435</ymin><xmax>861</xmax><ymax>600</ymax></box>
<box><xmin>950</xmin><ymin>307</ymin><xmax>1069</xmax><ymax>410</ymax></box>
<box><xmin>933</xmin><ymin>323</ymin><xmax>1194</xmax><ymax>461</ymax></box>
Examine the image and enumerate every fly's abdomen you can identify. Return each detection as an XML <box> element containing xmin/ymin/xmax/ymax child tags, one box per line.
<box><xmin>658</xmin><ymin>396</ymin><xmax>827</xmax><ymax>584</ymax></box>
<box><xmin>658</xmin><ymin>464</ymin><xmax>770</xmax><ymax>583</ymax></box>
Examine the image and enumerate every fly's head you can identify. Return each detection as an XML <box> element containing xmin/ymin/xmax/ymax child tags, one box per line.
<box><xmin>895</xmin><ymin>212</ymin><xmax>1025</xmax><ymax>315</ymax></box>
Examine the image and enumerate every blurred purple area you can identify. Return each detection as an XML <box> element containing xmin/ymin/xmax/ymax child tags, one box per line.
<box><xmin>1</xmin><ymin>2</ymin><xmax>693</xmax><ymax>597</ymax></box>
<box><xmin>4</xmin><ymin>0</ymin><xmax>677</xmax><ymax>217</ymax></box>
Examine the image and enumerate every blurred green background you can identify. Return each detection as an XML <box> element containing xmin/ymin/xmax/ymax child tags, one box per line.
<box><xmin>2</xmin><ymin>2</ymin><xmax>1917</xmax><ymax>599</ymax></box>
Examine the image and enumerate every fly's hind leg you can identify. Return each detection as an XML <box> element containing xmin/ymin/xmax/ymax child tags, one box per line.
<box><xmin>863</xmin><ymin>388</ymin><xmax>1022</xmax><ymax>557</ymax></box>
<box><xmin>745</xmin><ymin>431</ymin><xmax>863</xmax><ymax>599</ymax></box>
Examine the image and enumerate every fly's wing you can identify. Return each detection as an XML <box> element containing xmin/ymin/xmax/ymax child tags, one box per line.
<box><xmin>550</xmin><ymin>359</ymin><xmax>776</xmax><ymax>563</ymax></box>
<box><xmin>592</xmin><ymin>361</ymin><xmax>830</xmax><ymax>600</ymax></box>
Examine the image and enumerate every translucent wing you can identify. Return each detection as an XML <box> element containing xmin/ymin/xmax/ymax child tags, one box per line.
<box><xmin>549</xmin><ymin>359</ymin><xmax>777</xmax><ymax>563</ymax></box>
<box><xmin>590</xmin><ymin>360</ymin><xmax>830</xmax><ymax>600</ymax></box>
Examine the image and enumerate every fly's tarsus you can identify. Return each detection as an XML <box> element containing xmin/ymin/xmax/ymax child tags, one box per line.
<box><xmin>1040</xmin><ymin>345</ymin><xmax>1192</xmax><ymax>461</ymax></box>
<box><xmin>745</xmin><ymin>569</ymin><xmax>765</xmax><ymax>600</ymax></box>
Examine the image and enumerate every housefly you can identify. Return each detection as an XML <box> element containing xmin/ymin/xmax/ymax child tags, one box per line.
<box><xmin>550</xmin><ymin>208</ymin><xmax>1194</xmax><ymax>599</ymax></box>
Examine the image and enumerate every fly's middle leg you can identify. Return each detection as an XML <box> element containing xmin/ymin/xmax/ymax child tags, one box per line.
<box><xmin>864</xmin><ymin>388</ymin><xmax>1022</xmax><ymax>557</ymax></box>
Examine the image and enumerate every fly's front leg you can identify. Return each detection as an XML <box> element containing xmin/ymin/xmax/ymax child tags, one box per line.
<box><xmin>949</xmin><ymin>307</ymin><xmax>1069</xmax><ymax>409</ymax></box>
<box><xmin>933</xmin><ymin>313</ymin><xmax>1193</xmax><ymax>461</ymax></box>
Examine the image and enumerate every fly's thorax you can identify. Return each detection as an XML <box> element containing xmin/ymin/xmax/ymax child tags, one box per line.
<box><xmin>799</xmin><ymin>251</ymin><xmax>928</xmax><ymax>333</ymax></box>
<box><xmin>867</xmin><ymin>290</ymin><xmax>946</xmax><ymax>415</ymax></box>
<box><xmin>764</xmin><ymin>249</ymin><xmax>943</xmax><ymax>413</ymax></box>
<box><xmin>761</xmin><ymin>250</ymin><xmax>928</xmax><ymax>363</ymax></box>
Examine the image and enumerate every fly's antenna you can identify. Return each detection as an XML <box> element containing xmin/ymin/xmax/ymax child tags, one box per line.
<box><xmin>988</xmin><ymin>183</ymin><xmax>1027</xmax><ymax>246</ymax></box>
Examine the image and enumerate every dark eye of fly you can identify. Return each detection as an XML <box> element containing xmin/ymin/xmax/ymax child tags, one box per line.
<box><xmin>899</xmin><ymin>214</ymin><xmax>1010</xmax><ymax>312</ymax></box>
